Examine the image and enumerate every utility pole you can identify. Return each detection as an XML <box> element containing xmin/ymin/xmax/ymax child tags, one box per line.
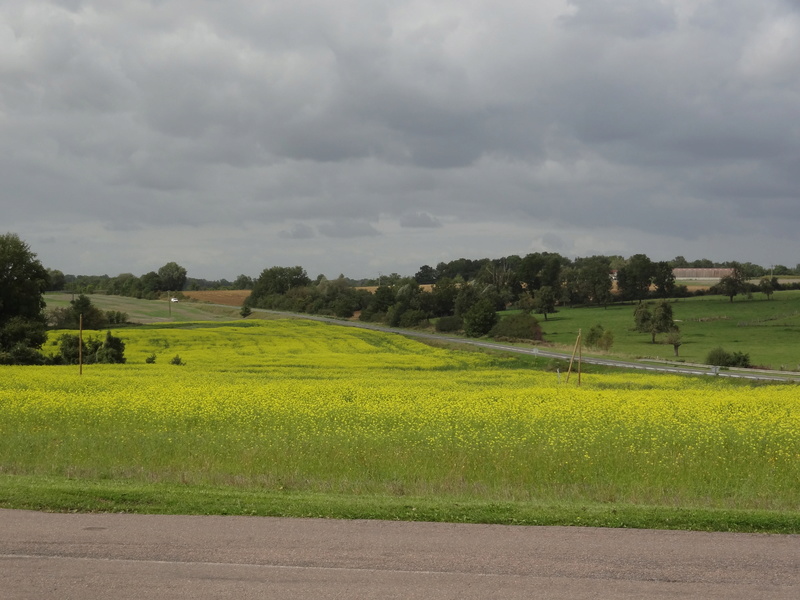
<box><xmin>79</xmin><ymin>313</ymin><xmax>83</xmax><ymax>376</ymax></box>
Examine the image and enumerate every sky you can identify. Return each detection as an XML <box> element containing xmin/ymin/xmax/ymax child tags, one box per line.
<box><xmin>2</xmin><ymin>0</ymin><xmax>799</xmax><ymax>281</ymax></box>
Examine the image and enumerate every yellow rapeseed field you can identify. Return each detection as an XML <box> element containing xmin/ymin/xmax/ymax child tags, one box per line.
<box><xmin>1</xmin><ymin>320</ymin><xmax>798</xmax><ymax>509</ymax></box>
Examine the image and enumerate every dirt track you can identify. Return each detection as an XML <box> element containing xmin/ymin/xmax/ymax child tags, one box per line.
<box><xmin>1</xmin><ymin>509</ymin><xmax>797</xmax><ymax>599</ymax></box>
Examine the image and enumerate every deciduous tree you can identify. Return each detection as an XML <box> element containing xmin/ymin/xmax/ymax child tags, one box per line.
<box><xmin>158</xmin><ymin>262</ymin><xmax>188</xmax><ymax>292</ymax></box>
<box><xmin>0</xmin><ymin>233</ymin><xmax>49</xmax><ymax>364</ymax></box>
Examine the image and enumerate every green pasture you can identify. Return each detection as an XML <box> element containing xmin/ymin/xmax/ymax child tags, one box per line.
<box><xmin>527</xmin><ymin>290</ymin><xmax>800</xmax><ymax>370</ymax></box>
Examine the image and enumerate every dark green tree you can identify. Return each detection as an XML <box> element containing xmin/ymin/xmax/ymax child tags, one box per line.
<box><xmin>518</xmin><ymin>252</ymin><xmax>564</xmax><ymax>293</ymax></box>
<box><xmin>429</xmin><ymin>278</ymin><xmax>459</xmax><ymax>317</ymax></box>
<box><xmin>462</xmin><ymin>298</ymin><xmax>498</xmax><ymax>337</ymax></box>
<box><xmin>70</xmin><ymin>294</ymin><xmax>108</xmax><ymax>329</ymax></box>
<box><xmin>46</xmin><ymin>269</ymin><xmax>66</xmax><ymax>291</ymax></box>
<box><xmin>666</xmin><ymin>330</ymin><xmax>682</xmax><ymax>357</ymax></box>
<box><xmin>617</xmin><ymin>254</ymin><xmax>654</xmax><ymax>303</ymax></box>
<box><xmin>633</xmin><ymin>302</ymin><xmax>652</xmax><ymax>333</ymax></box>
<box><xmin>249</xmin><ymin>266</ymin><xmax>311</xmax><ymax>300</ymax></box>
<box><xmin>574</xmin><ymin>255</ymin><xmax>613</xmax><ymax>306</ymax></box>
<box><xmin>139</xmin><ymin>271</ymin><xmax>162</xmax><ymax>298</ymax></box>
<box><xmin>758</xmin><ymin>277</ymin><xmax>775</xmax><ymax>300</ymax></box>
<box><xmin>233</xmin><ymin>274</ymin><xmax>254</xmax><ymax>290</ymax></box>
<box><xmin>652</xmin><ymin>261</ymin><xmax>676</xmax><ymax>298</ymax></box>
<box><xmin>0</xmin><ymin>233</ymin><xmax>49</xmax><ymax>364</ymax></box>
<box><xmin>716</xmin><ymin>263</ymin><xmax>746</xmax><ymax>302</ymax></box>
<box><xmin>532</xmin><ymin>286</ymin><xmax>557</xmax><ymax>321</ymax></box>
<box><xmin>635</xmin><ymin>300</ymin><xmax>677</xmax><ymax>343</ymax></box>
<box><xmin>454</xmin><ymin>284</ymin><xmax>480</xmax><ymax>317</ymax></box>
<box><xmin>158</xmin><ymin>262</ymin><xmax>187</xmax><ymax>292</ymax></box>
<box><xmin>413</xmin><ymin>265</ymin><xmax>437</xmax><ymax>284</ymax></box>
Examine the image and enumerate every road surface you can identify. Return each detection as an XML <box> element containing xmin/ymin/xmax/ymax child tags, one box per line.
<box><xmin>1</xmin><ymin>509</ymin><xmax>797</xmax><ymax>599</ymax></box>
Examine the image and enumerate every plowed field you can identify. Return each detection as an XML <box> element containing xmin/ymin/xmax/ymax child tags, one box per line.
<box><xmin>182</xmin><ymin>290</ymin><xmax>250</xmax><ymax>306</ymax></box>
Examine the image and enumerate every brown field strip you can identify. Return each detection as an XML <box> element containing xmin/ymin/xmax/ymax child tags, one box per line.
<box><xmin>182</xmin><ymin>290</ymin><xmax>250</xmax><ymax>306</ymax></box>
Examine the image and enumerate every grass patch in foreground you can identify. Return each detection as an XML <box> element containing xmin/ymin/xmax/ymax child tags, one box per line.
<box><xmin>1</xmin><ymin>475</ymin><xmax>796</xmax><ymax>534</ymax></box>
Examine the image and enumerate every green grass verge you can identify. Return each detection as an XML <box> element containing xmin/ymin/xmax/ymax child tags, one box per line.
<box><xmin>1</xmin><ymin>475</ymin><xmax>796</xmax><ymax>534</ymax></box>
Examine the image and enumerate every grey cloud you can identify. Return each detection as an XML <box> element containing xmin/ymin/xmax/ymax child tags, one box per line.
<box><xmin>560</xmin><ymin>0</ymin><xmax>677</xmax><ymax>37</ymax></box>
<box><xmin>279</xmin><ymin>223</ymin><xmax>316</xmax><ymax>240</ymax></box>
<box><xmin>399</xmin><ymin>212</ymin><xmax>442</xmax><ymax>228</ymax></box>
<box><xmin>2</xmin><ymin>0</ymin><xmax>799</xmax><ymax>279</ymax></box>
<box><xmin>317</xmin><ymin>220</ymin><xmax>381</xmax><ymax>239</ymax></box>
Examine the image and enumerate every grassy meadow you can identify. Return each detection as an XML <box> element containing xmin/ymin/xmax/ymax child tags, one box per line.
<box><xmin>1</xmin><ymin>319</ymin><xmax>798</xmax><ymax>532</ymax></box>
<box><xmin>43</xmin><ymin>292</ymin><xmax>246</xmax><ymax>323</ymax></box>
<box><xmin>528</xmin><ymin>289</ymin><xmax>800</xmax><ymax>370</ymax></box>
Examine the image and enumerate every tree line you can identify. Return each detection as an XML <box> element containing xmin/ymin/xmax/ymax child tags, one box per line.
<box><xmin>241</xmin><ymin>253</ymin><xmax>796</xmax><ymax>334</ymax></box>
<box><xmin>2</xmin><ymin>230</ymin><xmax>798</xmax><ymax>364</ymax></box>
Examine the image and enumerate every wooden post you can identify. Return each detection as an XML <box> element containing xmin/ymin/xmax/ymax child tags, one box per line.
<box><xmin>565</xmin><ymin>329</ymin><xmax>581</xmax><ymax>384</ymax></box>
<box><xmin>577</xmin><ymin>328</ymin><xmax>582</xmax><ymax>386</ymax></box>
<box><xmin>79</xmin><ymin>313</ymin><xmax>83</xmax><ymax>376</ymax></box>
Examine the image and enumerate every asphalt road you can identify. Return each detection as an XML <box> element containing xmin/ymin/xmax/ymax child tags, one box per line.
<box><xmin>1</xmin><ymin>509</ymin><xmax>798</xmax><ymax>599</ymax></box>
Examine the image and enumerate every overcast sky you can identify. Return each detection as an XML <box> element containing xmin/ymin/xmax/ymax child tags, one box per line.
<box><xmin>2</xmin><ymin>0</ymin><xmax>799</xmax><ymax>280</ymax></box>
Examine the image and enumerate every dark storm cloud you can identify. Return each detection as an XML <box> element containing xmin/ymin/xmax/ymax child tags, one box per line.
<box><xmin>2</xmin><ymin>0</ymin><xmax>798</xmax><ymax>279</ymax></box>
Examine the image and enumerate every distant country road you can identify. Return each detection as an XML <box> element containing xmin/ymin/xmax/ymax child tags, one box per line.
<box><xmin>1</xmin><ymin>509</ymin><xmax>798</xmax><ymax>599</ymax></box>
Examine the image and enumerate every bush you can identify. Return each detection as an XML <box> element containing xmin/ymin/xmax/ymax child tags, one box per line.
<box><xmin>586</xmin><ymin>324</ymin><xmax>614</xmax><ymax>351</ymax></box>
<box><xmin>105</xmin><ymin>311</ymin><xmax>128</xmax><ymax>325</ymax></box>
<box><xmin>489</xmin><ymin>313</ymin><xmax>542</xmax><ymax>341</ymax></box>
<box><xmin>585</xmin><ymin>324</ymin><xmax>605</xmax><ymax>347</ymax></box>
<box><xmin>56</xmin><ymin>331</ymin><xmax>126</xmax><ymax>364</ymax></box>
<box><xmin>95</xmin><ymin>331</ymin><xmax>126</xmax><ymax>364</ymax></box>
<box><xmin>358</xmin><ymin>308</ymin><xmax>385</xmax><ymax>323</ymax></box>
<box><xmin>170</xmin><ymin>354</ymin><xmax>185</xmax><ymax>366</ymax></box>
<box><xmin>145</xmin><ymin>353</ymin><xmax>157</xmax><ymax>364</ymax></box>
<box><xmin>463</xmin><ymin>299</ymin><xmax>498</xmax><ymax>337</ymax></box>
<box><xmin>706</xmin><ymin>347</ymin><xmax>751</xmax><ymax>368</ymax></box>
<box><xmin>435</xmin><ymin>315</ymin><xmax>463</xmax><ymax>333</ymax></box>
<box><xmin>398</xmin><ymin>309</ymin><xmax>428</xmax><ymax>328</ymax></box>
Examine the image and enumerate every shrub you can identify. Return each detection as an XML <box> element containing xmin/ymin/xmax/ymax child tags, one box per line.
<box><xmin>95</xmin><ymin>331</ymin><xmax>126</xmax><ymax>364</ymax></box>
<box><xmin>706</xmin><ymin>347</ymin><xmax>751</xmax><ymax>368</ymax></box>
<box><xmin>105</xmin><ymin>311</ymin><xmax>128</xmax><ymax>325</ymax></box>
<box><xmin>706</xmin><ymin>347</ymin><xmax>731</xmax><ymax>367</ymax></box>
<box><xmin>585</xmin><ymin>324</ymin><xmax>614</xmax><ymax>351</ymax></box>
<box><xmin>435</xmin><ymin>315</ymin><xmax>463</xmax><ymax>333</ymax></box>
<box><xmin>730</xmin><ymin>351</ymin><xmax>752</xmax><ymax>368</ymax></box>
<box><xmin>145</xmin><ymin>353</ymin><xmax>157</xmax><ymax>364</ymax></box>
<box><xmin>463</xmin><ymin>299</ymin><xmax>498</xmax><ymax>337</ymax></box>
<box><xmin>489</xmin><ymin>313</ymin><xmax>542</xmax><ymax>341</ymax></box>
<box><xmin>398</xmin><ymin>309</ymin><xmax>427</xmax><ymax>328</ymax></box>
<box><xmin>358</xmin><ymin>308</ymin><xmax>385</xmax><ymax>323</ymax></box>
<box><xmin>170</xmin><ymin>355</ymin><xmax>185</xmax><ymax>366</ymax></box>
<box><xmin>56</xmin><ymin>331</ymin><xmax>126</xmax><ymax>364</ymax></box>
<box><xmin>586</xmin><ymin>324</ymin><xmax>604</xmax><ymax>347</ymax></box>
